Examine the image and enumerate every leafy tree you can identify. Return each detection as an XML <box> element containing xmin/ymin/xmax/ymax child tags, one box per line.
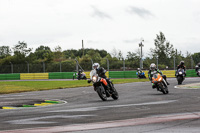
<box><xmin>53</xmin><ymin>45</ymin><xmax>63</xmax><ymax>61</ymax></box>
<box><xmin>126</xmin><ymin>51</ymin><xmax>140</xmax><ymax>69</ymax></box>
<box><xmin>192</xmin><ymin>52</ymin><xmax>200</xmax><ymax>65</ymax></box>
<box><xmin>150</xmin><ymin>32</ymin><xmax>175</xmax><ymax>66</ymax></box>
<box><xmin>34</xmin><ymin>45</ymin><xmax>52</xmax><ymax>59</ymax></box>
<box><xmin>0</xmin><ymin>46</ymin><xmax>11</xmax><ymax>59</ymax></box>
<box><xmin>13</xmin><ymin>41</ymin><xmax>32</xmax><ymax>56</ymax></box>
<box><xmin>32</xmin><ymin>45</ymin><xmax>53</xmax><ymax>62</ymax></box>
<box><xmin>118</xmin><ymin>50</ymin><xmax>123</xmax><ymax>60</ymax></box>
<box><xmin>98</xmin><ymin>50</ymin><xmax>108</xmax><ymax>58</ymax></box>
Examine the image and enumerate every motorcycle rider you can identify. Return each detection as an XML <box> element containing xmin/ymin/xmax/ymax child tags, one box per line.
<box><xmin>136</xmin><ymin>68</ymin><xmax>146</xmax><ymax>78</ymax></box>
<box><xmin>88</xmin><ymin>63</ymin><xmax>112</xmax><ymax>92</ymax></box>
<box><xmin>176</xmin><ymin>61</ymin><xmax>186</xmax><ymax>76</ymax></box>
<box><xmin>148</xmin><ymin>63</ymin><xmax>170</xmax><ymax>88</ymax></box>
<box><xmin>77</xmin><ymin>69</ymin><xmax>82</xmax><ymax>80</ymax></box>
<box><xmin>137</xmin><ymin>68</ymin><xmax>142</xmax><ymax>74</ymax></box>
<box><xmin>195</xmin><ymin>62</ymin><xmax>200</xmax><ymax>74</ymax></box>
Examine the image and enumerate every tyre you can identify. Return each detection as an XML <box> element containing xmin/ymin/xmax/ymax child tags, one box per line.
<box><xmin>96</xmin><ymin>87</ymin><xmax>107</xmax><ymax>101</ymax></box>
<box><xmin>160</xmin><ymin>84</ymin><xmax>169</xmax><ymax>94</ymax></box>
<box><xmin>111</xmin><ymin>87</ymin><xmax>119</xmax><ymax>100</ymax></box>
<box><xmin>177</xmin><ymin>76</ymin><xmax>183</xmax><ymax>85</ymax></box>
<box><xmin>110</xmin><ymin>83</ymin><xmax>119</xmax><ymax>100</ymax></box>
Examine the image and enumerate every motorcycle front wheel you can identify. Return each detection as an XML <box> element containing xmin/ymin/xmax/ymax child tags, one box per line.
<box><xmin>96</xmin><ymin>86</ymin><xmax>107</xmax><ymax>101</ymax></box>
<box><xmin>159</xmin><ymin>83</ymin><xmax>169</xmax><ymax>94</ymax></box>
<box><xmin>177</xmin><ymin>76</ymin><xmax>183</xmax><ymax>85</ymax></box>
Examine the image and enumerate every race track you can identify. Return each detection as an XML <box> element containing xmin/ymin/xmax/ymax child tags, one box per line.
<box><xmin>0</xmin><ymin>77</ymin><xmax>200</xmax><ymax>133</ymax></box>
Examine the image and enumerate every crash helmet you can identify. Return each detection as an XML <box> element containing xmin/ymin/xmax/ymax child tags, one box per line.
<box><xmin>92</xmin><ymin>63</ymin><xmax>100</xmax><ymax>70</ymax></box>
<box><xmin>180</xmin><ymin>61</ymin><xmax>184</xmax><ymax>65</ymax></box>
<box><xmin>150</xmin><ymin>63</ymin><xmax>156</xmax><ymax>70</ymax></box>
<box><xmin>137</xmin><ymin>68</ymin><xmax>141</xmax><ymax>71</ymax></box>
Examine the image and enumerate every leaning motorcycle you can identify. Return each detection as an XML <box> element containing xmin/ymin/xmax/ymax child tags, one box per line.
<box><xmin>73</xmin><ymin>72</ymin><xmax>87</xmax><ymax>80</ymax></box>
<box><xmin>89</xmin><ymin>70</ymin><xmax>119</xmax><ymax>101</ymax></box>
<box><xmin>176</xmin><ymin>68</ymin><xmax>185</xmax><ymax>85</ymax></box>
<box><xmin>136</xmin><ymin>71</ymin><xmax>146</xmax><ymax>79</ymax></box>
<box><xmin>196</xmin><ymin>69</ymin><xmax>200</xmax><ymax>77</ymax></box>
<box><xmin>152</xmin><ymin>73</ymin><xmax>169</xmax><ymax>94</ymax></box>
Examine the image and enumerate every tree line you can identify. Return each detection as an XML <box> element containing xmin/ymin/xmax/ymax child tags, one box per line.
<box><xmin>0</xmin><ymin>32</ymin><xmax>199</xmax><ymax>73</ymax></box>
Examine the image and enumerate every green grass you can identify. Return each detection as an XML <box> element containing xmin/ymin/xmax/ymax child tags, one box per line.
<box><xmin>0</xmin><ymin>79</ymin><xmax>149</xmax><ymax>94</ymax></box>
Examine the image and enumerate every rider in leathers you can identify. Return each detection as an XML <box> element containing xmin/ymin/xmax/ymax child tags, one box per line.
<box><xmin>176</xmin><ymin>61</ymin><xmax>186</xmax><ymax>76</ymax></box>
<box><xmin>88</xmin><ymin>63</ymin><xmax>112</xmax><ymax>91</ymax></box>
<box><xmin>148</xmin><ymin>63</ymin><xmax>170</xmax><ymax>88</ymax></box>
<box><xmin>195</xmin><ymin>62</ymin><xmax>200</xmax><ymax>74</ymax></box>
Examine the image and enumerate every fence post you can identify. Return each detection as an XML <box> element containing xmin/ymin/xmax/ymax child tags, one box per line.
<box><xmin>25</xmin><ymin>61</ymin><xmax>29</xmax><ymax>73</ymax></box>
<box><xmin>106</xmin><ymin>58</ymin><xmax>109</xmax><ymax>71</ymax></box>
<box><xmin>191</xmin><ymin>56</ymin><xmax>193</xmax><ymax>69</ymax></box>
<box><xmin>60</xmin><ymin>61</ymin><xmax>62</xmax><ymax>72</ymax></box>
<box><xmin>9</xmin><ymin>62</ymin><xmax>13</xmax><ymax>73</ymax></box>
<box><xmin>43</xmin><ymin>61</ymin><xmax>45</xmax><ymax>73</ymax></box>
<box><xmin>91</xmin><ymin>59</ymin><xmax>93</xmax><ymax>70</ymax></box>
<box><xmin>123</xmin><ymin>58</ymin><xmax>125</xmax><ymax>71</ymax></box>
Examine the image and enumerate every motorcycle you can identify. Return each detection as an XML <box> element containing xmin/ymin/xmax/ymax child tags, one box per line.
<box><xmin>136</xmin><ymin>71</ymin><xmax>146</xmax><ymax>79</ymax></box>
<box><xmin>152</xmin><ymin>73</ymin><xmax>169</xmax><ymax>94</ymax></box>
<box><xmin>73</xmin><ymin>72</ymin><xmax>87</xmax><ymax>80</ymax></box>
<box><xmin>89</xmin><ymin>70</ymin><xmax>119</xmax><ymax>101</ymax></box>
<box><xmin>176</xmin><ymin>68</ymin><xmax>185</xmax><ymax>85</ymax></box>
<box><xmin>196</xmin><ymin>69</ymin><xmax>200</xmax><ymax>77</ymax></box>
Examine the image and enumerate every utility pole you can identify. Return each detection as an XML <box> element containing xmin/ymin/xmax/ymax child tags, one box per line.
<box><xmin>82</xmin><ymin>40</ymin><xmax>84</xmax><ymax>57</ymax></box>
<box><xmin>174</xmin><ymin>56</ymin><xmax>176</xmax><ymax>70</ymax></box>
<box><xmin>191</xmin><ymin>56</ymin><xmax>193</xmax><ymax>69</ymax></box>
<box><xmin>139</xmin><ymin>38</ymin><xmax>144</xmax><ymax>69</ymax></box>
<box><xmin>156</xmin><ymin>56</ymin><xmax>158</xmax><ymax>69</ymax></box>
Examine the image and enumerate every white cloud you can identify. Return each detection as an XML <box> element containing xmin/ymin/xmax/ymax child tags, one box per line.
<box><xmin>0</xmin><ymin>0</ymin><xmax>200</xmax><ymax>57</ymax></box>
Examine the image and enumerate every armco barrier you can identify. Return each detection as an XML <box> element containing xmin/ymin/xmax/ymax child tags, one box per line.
<box><xmin>186</xmin><ymin>69</ymin><xmax>198</xmax><ymax>77</ymax></box>
<box><xmin>85</xmin><ymin>71</ymin><xmax>109</xmax><ymax>79</ymax></box>
<box><xmin>20</xmin><ymin>73</ymin><xmax>49</xmax><ymax>80</ymax></box>
<box><xmin>0</xmin><ymin>69</ymin><xmax>198</xmax><ymax>80</ymax></box>
<box><xmin>0</xmin><ymin>74</ymin><xmax>20</xmax><ymax>80</ymax></box>
<box><xmin>49</xmin><ymin>72</ymin><xmax>74</xmax><ymax>79</ymax></box>
<box><xmin>109</xmin><ymin>71</ymin><xmax>137</xmax><ymax>78</ymax></box>
<box><xmin>109</xmin><ymin>70</ymin><xmax>197</xmax><ymax>79</ymax></box>
<box><xmin>162</xmin><ymin>70</ymin><xmax>176</xmax><ymax>78</ymax></box>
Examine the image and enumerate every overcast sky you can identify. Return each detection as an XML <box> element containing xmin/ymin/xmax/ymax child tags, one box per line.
<box><xmin>0</xmin><ymin>0</ymin><xmax>200</xmax><ymax>57</ymax></box>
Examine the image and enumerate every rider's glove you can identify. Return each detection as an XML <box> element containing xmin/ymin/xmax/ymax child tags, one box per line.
<box><xmin>87</xmin><ymin>80</ymin><xmax>91</xmax><ymax>83</ymax></box>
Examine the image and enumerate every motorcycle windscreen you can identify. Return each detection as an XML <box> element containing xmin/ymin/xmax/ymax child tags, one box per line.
<box><xmin>90</xmin><ymin>70</ymin><xmax>97</xmax><ymax>79</ymax></box>
<box><xmin>153</xmin><ymin>74</ymin><xmax>158</xmax><ymax>79</ymax></box>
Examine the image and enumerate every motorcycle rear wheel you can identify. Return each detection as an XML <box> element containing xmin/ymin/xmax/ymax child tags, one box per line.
<box><xmin>110</xmin><ymin>83</ymin><xmax>119</xmax><ymax>100</ymax></box>
<box><xmin>111</xmin><ymin>87</ymin><xmax>119</xmax><ymax>100</ymax></box>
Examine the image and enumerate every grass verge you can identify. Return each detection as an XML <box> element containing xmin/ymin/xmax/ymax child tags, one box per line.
<box><xmin>0</xmin><ymin>79</ymin><xmax>149</xmax><ymax>94</ymax></box>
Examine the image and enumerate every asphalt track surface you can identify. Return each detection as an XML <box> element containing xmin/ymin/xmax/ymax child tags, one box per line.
<box><xmin>0</xmin><ymin>77</ymin><xmax>200</xmax><ymax>133</ymax></box>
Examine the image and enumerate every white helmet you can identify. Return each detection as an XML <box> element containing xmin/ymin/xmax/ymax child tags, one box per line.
<box><xmin>150</xmin><ymin>63</ymin><xmax>156</xmax><ymax>70</ymax></box>
<box><xmin>93</xmin><ymin>63</ymin><xmax>100</xmax><ymax>70</ymax></box>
